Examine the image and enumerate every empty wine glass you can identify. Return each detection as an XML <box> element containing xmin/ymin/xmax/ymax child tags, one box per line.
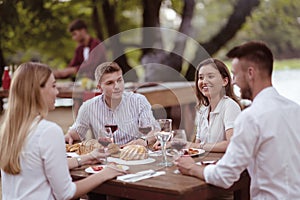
<box><xmin>98</xmin><ymin>127</ymin><xmax>113</xmax><ymax>164</ymax></box>
<box><xmin>171</xmin><ymin>130</ymin><xmax>187</xmax><ymax>158</ymax></box>
<box><xmin>155</xmin><ymin>119</ymin><xmax>173</xmax><ymax>167</ymax></box>
<box><xmin>171</xmin><ymin>130</ymin><xmax>187</xmax><ymax>174</ymax></box>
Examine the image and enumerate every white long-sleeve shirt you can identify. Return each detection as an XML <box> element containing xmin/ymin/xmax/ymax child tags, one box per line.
<box><xmin>1</xmin><ymin>119</ymin><xmax>76</xmax><ymax>200</ymax></box>
<box><xmin>204</xmin><ymin>87</ymin><xmax>300</xmax><ymax>199</ymax></box>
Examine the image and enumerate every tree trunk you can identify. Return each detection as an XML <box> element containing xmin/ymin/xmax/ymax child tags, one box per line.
<box><xmin>101</xmin><ymin>0</ymin><xmax>138</xmax><ymax>81</ymax></box>
<box><xmin>185</xmin><ymin>0</ymin><xmax>260</xmax><ymax>81</ymax></box>
<box><xmin>142</xmin><ymin>0</ymin><xmax>163</xmax><ymax>55</ymax></box>
<box><xmin>141</xmin><ymin>0</ymin><xmax>195</xmax><ymax>82</ymax></box>
<box><xmin>164</xmin><ymin>0</ymin><xmax>195</xmax><ymax>72</ymax></box>
<box><xmin>91</xmin><ymin>0</ymin><xmax>104</xmax><ymax>41</ymax></box>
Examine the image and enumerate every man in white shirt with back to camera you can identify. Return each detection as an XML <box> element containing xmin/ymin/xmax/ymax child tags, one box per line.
<box><xmin>176</xmin><ymin>41</ymin><xmax>300</xmax><ymax>199</ymax></box>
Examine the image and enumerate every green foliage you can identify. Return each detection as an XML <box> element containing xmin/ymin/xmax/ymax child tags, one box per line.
<box><xmin>0</xmin><ymin>0</ymin><xmax>299</xmax><ymax>72</ymax></box>
<box><xmin>224</xmin><ymin>0</ymin><xmax>300</xmax><ymax>58</ymax></box>
<box><xmin>192</xmin><ymin>0</ymin><xmax>234</xmax><ymax>42</ymax></box>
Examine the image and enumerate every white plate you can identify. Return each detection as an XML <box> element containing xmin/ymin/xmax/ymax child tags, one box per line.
<box><xmin>107</xmin><ymin>157</ymin><xmax>156</xmax><ymax>165</ymax></box>
<box><xmin>85</xmin><ymin>165</ymin><xmax>129</xmax><ymax>174</ymax></box>
<box><xmin>166</xmin><ymin>148</ymin><xmax>205</xmax><ymax>157</ymax></box>
<box><xmin>183</xmin><ymin>148</ymin><xmax>205</xmax><ymax>157</ymax></box>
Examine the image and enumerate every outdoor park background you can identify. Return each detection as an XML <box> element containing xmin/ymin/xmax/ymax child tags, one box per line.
<box><xmin>0</xmin><ymin>0</ymin><xmax>300</xmax><ymax>198</ymax></box>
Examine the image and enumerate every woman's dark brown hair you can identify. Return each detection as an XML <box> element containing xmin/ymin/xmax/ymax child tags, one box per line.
<box><xmin>194</xmin><ymin>58</ymin><xmax>241</xmax><ymax>109</ymax></box>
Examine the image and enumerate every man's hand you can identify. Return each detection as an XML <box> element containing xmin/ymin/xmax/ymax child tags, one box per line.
<box><xmin>65</xmin><ymin>129</ymin><xmax>81</xmax><ymax>145</ymax></box>
<box><xmin>65</xmin><ymin>132</ymin><xmax>74</xmax><ymax>145</ymax></box>
<box><xmin>176</xmin><ymin>156</ymin><xmax>205</xmax><ymax>180</ymax></box>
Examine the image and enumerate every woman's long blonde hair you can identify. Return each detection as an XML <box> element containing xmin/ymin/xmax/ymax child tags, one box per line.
<box><xmin>0</xmin><ymin>62</ymin><xmax>52</xmax><ymax>174</ymax></box>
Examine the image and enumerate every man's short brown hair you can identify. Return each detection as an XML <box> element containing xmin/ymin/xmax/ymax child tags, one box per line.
<box><xmin>226</xmin><ymin>41</ymin><xmax>274</xmax><ymax>76</ymax></box>
<box><xmin>68</xmin><ymin>19</ymin><xmax>87</xmax><ymax>32</ymax></box>
<box><xmin>95</xmin><ymin>62</ymin><xmax>122</xmax><ymax>84</ymax></box>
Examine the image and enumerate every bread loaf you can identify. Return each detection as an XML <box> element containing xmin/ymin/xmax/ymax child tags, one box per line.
<box><xmin>120</xmin><ymin>145</ymin><xmax>148</xmax><ymax>161</ymax></box>
<box><xmin>77</xmin><ymin>139</ymin><xmax>103</xmax><ymax>155</ymax></box>
<box><xmin>107</xmin><ymin>143</ymin><xmax>120</xmax><ymax>155</ymax></box>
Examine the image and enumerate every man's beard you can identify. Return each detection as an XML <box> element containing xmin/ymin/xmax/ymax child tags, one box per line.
<box><xmin>240</xmin><ymin>84</ymin><xmax>252</xmax><ymax>100</ymax></box>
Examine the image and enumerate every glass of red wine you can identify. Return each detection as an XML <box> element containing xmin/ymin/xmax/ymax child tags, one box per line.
<box><xmin>104</xmin><ymin>124</ymin><xmax>118</xmax><ymax>133</ymax></box>
<box><xmin>98</xmin><ymin>127</ymin><xmax>113</xmax><ymax>164</ymax></box>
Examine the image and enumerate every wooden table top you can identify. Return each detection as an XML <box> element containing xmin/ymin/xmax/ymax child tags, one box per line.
<box><xmin>70</xmin><ymin>152</ymin><xmax>250</xmax><ymax>200</ymax></box>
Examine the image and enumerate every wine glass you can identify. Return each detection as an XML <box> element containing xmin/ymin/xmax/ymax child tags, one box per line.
<box><xmin>98</xmin><ymin>127</ymin><xmax>113</xmax><ymax>164</ymax></box>
<box><xmin>171</xmin><ymin>130</ymin><xmax>188</xmax><ymax>159</ymax></box>
<box><xmin>138</xmin><ymin>120</ymin><xmax>156</xmax><ymax>148</ymax></box>
<box><xmin>155</xmin><ymin>119</ymin><xmax>173</xmax><ymax>167</ymax></box>
<box><xmin>104</xmin><ymin>124</ymin><xmax>118</xmax><ymax>133</ymax></box>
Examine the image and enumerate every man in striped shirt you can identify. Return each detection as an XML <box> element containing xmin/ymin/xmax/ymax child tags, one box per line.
<box><xmin>65</xmin><ymin>62</ymin><xmax>157</xmax><ymax>146</ymax></box>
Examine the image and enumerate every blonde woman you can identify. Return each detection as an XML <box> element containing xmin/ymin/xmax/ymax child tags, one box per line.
<box><xmin>0</xmin><ymin>62</ymin><xmax>125</xmax><ymax>199</ymax></box>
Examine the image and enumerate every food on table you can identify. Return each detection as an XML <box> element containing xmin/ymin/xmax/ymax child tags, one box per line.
<box><xmin>66</xmin><ymin>139</ymin><xmax>103</xmax><ymax>155</ymax></box>
<box><xmin>91</xmin><ymin>166</ymin><xmax>104</xmax><ymax>171</ymax></box>
<box><xmin>78</xmin><ymin>139</ymin><xmax>103</xmax><ymax>155</ymax></box>
<box><xmin>183</xmin><ymin>148</ymin><xmax>200</xmax><ymax>156</ymax></box>
<box><xmin>66</xmin><ymin>143</ymin><xmax>81</xmax><ymax>152</ymax></box>
<box><xmin>120</xmin><ymin>145</ymin><xmax>148</xmax><ymax>161</ymax></box>
<box><xmin>107</xmin><ymin>143</ymin><xmax>120</xmax><ymax>155</ymax></box>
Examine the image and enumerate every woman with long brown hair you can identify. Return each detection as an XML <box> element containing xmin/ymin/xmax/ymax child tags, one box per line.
<box><xmin>190</xmin><ymin>58</ymin><xmax>241</xmax><ymax>152</ymax></box>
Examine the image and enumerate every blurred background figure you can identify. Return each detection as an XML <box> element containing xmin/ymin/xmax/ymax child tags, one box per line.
<box><xmin>53</xmin><ymin>19</ymin><xmax>106</xmax><ymax>80</ymax></box>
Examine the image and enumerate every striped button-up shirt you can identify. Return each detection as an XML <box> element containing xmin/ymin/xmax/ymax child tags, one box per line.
<box><xmin>70</xmin><ymin>91</ymin><xmax>156</xmax><ymax>145</ymax></box>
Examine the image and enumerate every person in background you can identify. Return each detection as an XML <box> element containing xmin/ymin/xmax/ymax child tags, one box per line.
<box><xmin>188</xmin><ymin>58</ymin><xmax>241</xmax><ymax>152</ymax></box>
<box><xmin>0</xmin><ymin>62</ymin><xmax>125</xmax><ymax>200</ymax></box>
<box><xmin>65</xmin><ymin>61</ymin><xmax>158</xmax><ymax>146</ymax></box>
<box><xmin>176</xmin><ymin>41</ymin><xmax>300</xmax><ymax>199</ymax></box>
<box><xmin>53</xmin><ymin>19</ymin><xmax>105</xmax><ymax>80</ymax></box>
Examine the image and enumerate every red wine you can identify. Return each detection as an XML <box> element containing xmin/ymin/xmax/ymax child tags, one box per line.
<box><xmin>105</xmin><ymin>125</ymin><xmax>118</xmax><ymax>133</ymax></box>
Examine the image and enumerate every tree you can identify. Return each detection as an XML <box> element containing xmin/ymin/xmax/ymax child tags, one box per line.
<box><xmin>1</xmin><ymin>0</ymin><xmax>298</xmax><ymax>84</ymax></box>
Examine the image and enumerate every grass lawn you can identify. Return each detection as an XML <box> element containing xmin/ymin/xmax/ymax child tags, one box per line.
<box><xmin>223</xmin><ymin>58</ymin><xmax>300</xmax><ymax>71</ymax></box>
<box><xmin>273</xmin><ymin>59</ymin><xmax>300</xmax><ymax>70</ymax></box>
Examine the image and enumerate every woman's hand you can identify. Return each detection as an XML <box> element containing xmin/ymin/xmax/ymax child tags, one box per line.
<box><xmin>101</xmin><ymin>163</ymin><xmax>127</xmax><ymax>180</ymax></box>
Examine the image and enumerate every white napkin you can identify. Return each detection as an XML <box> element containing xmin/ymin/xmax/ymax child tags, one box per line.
<box><xmin>148</xmin><ymin>150</ymin><xmax>162</xmax><ymax>157</ymax></box>
<box><xmin>117</xmin><ymin>169</ymin><xmax>166</xmax><ymax>182</ymax></box>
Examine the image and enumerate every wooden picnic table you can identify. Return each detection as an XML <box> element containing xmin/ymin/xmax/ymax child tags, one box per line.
<box><xmin>70</xmin><ymin>152</ymin><xmax>250</xmax><ymax>200</ymax></box>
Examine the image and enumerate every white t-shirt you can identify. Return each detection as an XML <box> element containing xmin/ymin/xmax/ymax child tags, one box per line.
<box><xmin>71</xmin><ymin>91</ymin><xmax>157</xmax><ymax>145</ymax></box>
<box><xmin>1</xmin><ymin>119</ymin><xmax>76</xmax><ymax>200</ymax></box>
<box><xmin>204</xmin><ymin>87</ymin><xmax>300</xmax><ymax>199</ymax></box>
<box><xmin>83</xmin><ymin>47</ymin><xmax>90</xmax><ymax>61</ymax></box>
<box><xmin>196</xmin><ymin>96</ymin><xmax>241</xmax><ymax>143</ymax></box>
